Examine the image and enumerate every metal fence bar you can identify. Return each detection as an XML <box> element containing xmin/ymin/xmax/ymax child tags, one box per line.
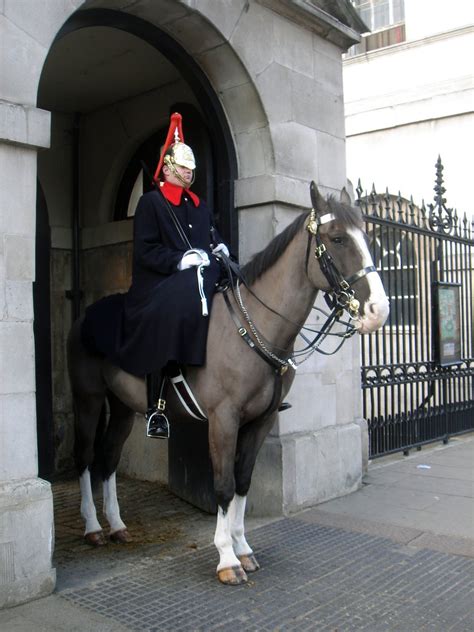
<box><xmin>358</xmin><ymin>158</ymin><xmax>474</xmax><ymax>458</ymax></box>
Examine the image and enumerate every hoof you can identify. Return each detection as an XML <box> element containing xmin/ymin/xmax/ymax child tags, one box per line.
<box><xmin>239</xmin><ymin>553</ymin><xmax>260</xmax><ymax>573</ymax></box>
<box><xmin>110</xmin><ymin>528</ymin><xmax>133</xmax><ymax>544</ymax></box>
<box><xmin>84</xmin><ymin>531</ymin><xmax>107</xmax><ymax>547</ymax></box>
<box><xmin>217</xmin><ymin>565</ymin><xmax>248</xmax><ymax>585</ymax></box>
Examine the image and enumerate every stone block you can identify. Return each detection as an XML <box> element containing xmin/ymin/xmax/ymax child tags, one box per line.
<box><xmin>285</xmin><ymin>423</ymin><xmax>362</xmax><ymax>511</ymax></box>
<box><xmin>197</xmin><ymin>43</ymin><xmax>249</xmax><ymax>93</ymax></box>
<box><xmin>279</xmin><ymin>373</ymin><xmax>337</xmax><ymax>435</ymax></box>
<box><xmin>0</xmin><ymin>321</ymin><xmax>35</xmax><ymax>394</ymax></box>
<box><xmin>235</xmin><ymin>127</ymin><xmax>270</xmax><ymax>179</ymax></box>
<box><xmin>5</xmin><ymin>280</ymin><xmax>33</xmax><ymax>321</ymax></box>
<box><xmin>291</xmin><ymin>72</ymin><xmax>345</xmax><ymax>137</ymax></box>
<box><xmin>273</xmin><ymin>13</ymin><xmax>314</xmax><ymax>76</ymax></box>
<box><xmin>272</xmin><ymin>122</ymin><xmax>318</xmax><ymax>181</ymax></box>
<box><xmin>230</xmin><ymin>1</ymin><xmax>274</xmax><ymax>77</ymax></box>
<box><xmin>3</xmin><ymin>0</ymin><xmax>77</xmax><ymax>48</ymax></box>
<box><xmin>313</xmin><ymin>50</ymin><xmax>344</xmax><ymax>97</ymax></box>
<box><xmin>246</xmin><ymin>436</ymin><xmax>283</xmax><ymax>516</ymax></box>
<box><xmin>0</xmin><ymin>14</ymin><xmax>46</xmax><ymax>106</ymax></box>
<box><xmin>312</xmin><ymin>31</ymin><xmax>344</xmax><ymax>60</ymax></box>
<box><xmin>0</xmin><ymin>144</ymin><xmax>36</xmax><ymax>236</ymax></box>
<box><xmin>0</xmin><ymin>393</ymin><xmax>37</xmax><ymax>480</ymax></box>
<box><xmin>125</xmin><ymin>0</ymin><xmax>189</xmax><ymax>27</ymax></box>
<box><xmin>0</xmin><ymin>101</ymin><xmax>50</xmax><ymax>149</ymax></box>
<box><xmin>315</xmin><ymin>132</ymin><xmax>346</xmax><ymax>190</ymax></box>
<box><xmin>220</xmin><ymin>81</ymin><xmax>267</xmax><ymax>135</ymax></box>
<box><xmin>237</xmin><ymin>204</ymin><xmax>275</xmax><ymax>263</ymax></box>
<box><xmin>81</xmin><ymin>221</ymin><xmax>133</xmax><ymax>250</ymax></box>
<box><xmin>53</xmin><ymin>412</ymin><xmax>75</xmax><ymax>474</ymax></box>
<box><xmin>194</xmin><ymin>0</ymin><xmax>247</xmax><ymax>41</ymax></box>
<box><xmin>247</xmin><ymin>423</ymin><xmax>363</xmax><ymax>516</ymax></box>
<box><xmin>255</xmin><ymin>62</ymin><xmax>293</xmax><ymax>124</ymax></box>
<box><xmin>118</xmin><ymin>416</ymin><xmax>168</xmax><ymax>484</ymax></box>
<box><xmin>163</xmin><ymin>12</ymin><xmax>225</xmax><ymax>55</ymax></box>
<box><xmin>4</xmin><ymin>235</ymin><xmax>35</xmax><ymax>281</ymax></box>
<box><xmin>0</xmin><ymin>478</ymin><xmax>55</xmax><ymax>608</ymax></box>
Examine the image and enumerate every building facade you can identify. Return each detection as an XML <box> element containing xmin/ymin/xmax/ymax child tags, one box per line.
<box><xmin>344</xmin><ymin>0</ymin><xmax>473</xmax><ymax>215</ymax></box>
<box><xmin>0</xmin><ymin>0</ymin><xmax>366</xmax><ymax>607</ymax></box>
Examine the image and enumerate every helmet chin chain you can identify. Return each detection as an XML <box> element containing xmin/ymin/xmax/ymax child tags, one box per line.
<box><xmin>164</xmin><ymin>156</ymin><xmax>195</xmax><ymax>188</ymax></box>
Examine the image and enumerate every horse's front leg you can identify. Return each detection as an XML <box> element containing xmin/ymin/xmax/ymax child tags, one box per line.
<box><xmin>209</xmin><ymin>410</ymin><xmax>247</xmax><ymax>585</ymax></box>
<box><xmin>229</xmin><ymin>494</ymin><xmax>260</xmax><ymax>573</ymax></box>
<box><xmin>231</xmin><ymin>410</ymin><xmax>279</xmax><ymax>573</ymax></box>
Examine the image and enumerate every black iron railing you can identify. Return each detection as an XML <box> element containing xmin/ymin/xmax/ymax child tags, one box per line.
<box><xmin>357</xmin><ymin>157</ymin><xmax>474</xmax><ymax>457</ymax></box>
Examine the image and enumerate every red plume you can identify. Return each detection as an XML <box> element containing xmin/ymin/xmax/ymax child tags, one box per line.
<box><xmin>153</xmin><ymin>112</ymin><xmax>185</xmax><ymax>183</ymax></box>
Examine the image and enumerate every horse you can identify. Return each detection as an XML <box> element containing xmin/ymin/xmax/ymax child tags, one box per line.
<box><xmin>67</xmin><ymin>182</ymin><xmax>389</xmax><ymax>585</ymax></box>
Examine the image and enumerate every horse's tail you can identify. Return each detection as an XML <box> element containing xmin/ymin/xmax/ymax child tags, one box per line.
<box><xmin>90</xmin><ymin>402</ymin><xmax>108</xmax><ymax>492</ymax></box>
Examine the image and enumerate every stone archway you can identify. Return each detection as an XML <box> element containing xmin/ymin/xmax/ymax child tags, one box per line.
<box><xmin>36</xmin><ymin>3</ymin><xmax>269</xmax><ymax>478</ymax></box>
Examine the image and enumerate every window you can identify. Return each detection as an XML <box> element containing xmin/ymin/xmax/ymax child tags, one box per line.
<box><xmin>347</xmin><ymin>0</ymin><xmax>405</xmax><ymax>56</ymax></box>
<box><xmin>353</xmin><ymin>0</ymin><xmax>405</xmax><ymax>32</ymax></box>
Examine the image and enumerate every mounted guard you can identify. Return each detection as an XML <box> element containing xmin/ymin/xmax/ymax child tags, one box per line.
<box><xmin>82</xmin><ymin>112</ymin><xmax>230</xmax><ymax>439</ymax></box>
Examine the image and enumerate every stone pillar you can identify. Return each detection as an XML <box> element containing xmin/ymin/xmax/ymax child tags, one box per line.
<box><xmin>0</xmin><ymin>101</ymin><xmax>56</xmax><ymax>607</ymax></box>
<box><xmin>226</xmin><ymin>3</ymin><xmax>365</xmax><ymax>516</ymax></box>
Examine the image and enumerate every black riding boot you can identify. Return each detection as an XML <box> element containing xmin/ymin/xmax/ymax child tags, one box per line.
<box><xmin>145</xmin><ymin>372</ymin><xmax>170</xmax><ymax>439</ymax></box>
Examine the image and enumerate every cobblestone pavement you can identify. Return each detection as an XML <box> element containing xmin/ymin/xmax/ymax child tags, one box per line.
<box><xmin>50</xmin><ymin>476</ymin><xmax>473</xmax><ymax>632</ymax></box>
<box><xmin>59</xmin><ymin>518</ymin><xmax>473</xmax><ymax>632</ymax></box>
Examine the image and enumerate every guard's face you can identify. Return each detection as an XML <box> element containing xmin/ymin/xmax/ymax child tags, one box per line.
<box><xmin>163</xmin><ymin>164</ymin><xmax>194</xmax><ymax>188</ymax></box>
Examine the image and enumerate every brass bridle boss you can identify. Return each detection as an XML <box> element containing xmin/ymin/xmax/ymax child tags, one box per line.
<box><xmin>306</xmin><ymin>208</ymin><xmax>374</xmax><ymax>320</ymax></box>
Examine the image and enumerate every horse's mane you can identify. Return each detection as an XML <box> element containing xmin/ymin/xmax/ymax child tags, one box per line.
<box><xmin>241</xmin><ymin>196</ymin><xmax>362</xmax><ymax>285</ymax></box>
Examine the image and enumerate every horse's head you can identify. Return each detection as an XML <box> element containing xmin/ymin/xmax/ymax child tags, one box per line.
<box><xmin>306</xmin><ymin>182</ymin><xmax>389</xmax><ymax>334</ymax></box>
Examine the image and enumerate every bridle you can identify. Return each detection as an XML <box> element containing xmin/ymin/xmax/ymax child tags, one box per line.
<box><xmin>221</xmin><ymin>208</ymin><xmax>376</xmax><ymax>375</ymax></box>
<box><xmin>304</xmin><ymin>208</ymin><xmax>375</xmax><ymax>320</ymax></box>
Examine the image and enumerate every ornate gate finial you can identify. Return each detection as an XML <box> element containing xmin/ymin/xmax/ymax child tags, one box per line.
<box><xmin>428</xmin><ymin>156</ymin><xmax>454</xmax><ymax>233</ymax></box>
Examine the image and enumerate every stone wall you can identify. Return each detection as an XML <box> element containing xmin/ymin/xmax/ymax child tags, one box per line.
<box><xmin>1</xmin><ymin>0</ymin><xmax>363</xmax><ymax>607</ymax></box>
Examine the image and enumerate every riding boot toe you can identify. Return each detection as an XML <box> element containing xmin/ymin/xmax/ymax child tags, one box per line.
<box><xmin>146</xmin><ymin>411</ymin><xmax>170</xmax><ymax>439</ymax></box>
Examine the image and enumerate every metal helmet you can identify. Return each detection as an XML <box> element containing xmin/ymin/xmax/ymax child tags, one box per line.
<box><xmin>154</xmin><ymin>112</ymin><xmax>196</xmax><ymax>186</ymax></box>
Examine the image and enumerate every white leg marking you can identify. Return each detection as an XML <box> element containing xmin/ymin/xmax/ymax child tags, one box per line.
<box><xmin>79</xmin><ymin>468</ymin><xmax>102</xmax><ymax>535</ymax></box>
<box><xmin>229</xmin><ymin>494</ymin><xmax>253</xmax><ymax>557</ymax></box>
<box><xmin>348</xmin><ymin>228</ymin><xmax>390</xmax><ymax>332</ymax></box>
<box><xmin>103</xmin><ymin>472</ymin><xmax>127</xmax><ymax>534</ymax></box>
<box><xmin>214</xmin><ymin>500</ymin><xmax>242</xmax><ymax>571</ymax></box>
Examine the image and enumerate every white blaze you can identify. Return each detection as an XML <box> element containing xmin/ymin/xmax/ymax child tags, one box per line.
<box><xmin>347</xmin><ymin>228</ymin><xmax>390</xmax><ymax>333</ymax></box>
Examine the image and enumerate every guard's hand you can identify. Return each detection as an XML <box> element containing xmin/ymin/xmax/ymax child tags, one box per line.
<box><xmin>212</xmin><ymin>243</ymin><xmax>230</xmax><ymax>258</ymax></box>
<box><xmin>178</xmin><ymin>250</ymin><xmax>210</xmax><ymax>271</ymax></box>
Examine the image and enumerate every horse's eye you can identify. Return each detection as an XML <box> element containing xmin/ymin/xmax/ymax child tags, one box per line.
<box><xmin>331</xmin><ymin>236</ymin><xmax>345</xmax><ymax>246</ymax></box>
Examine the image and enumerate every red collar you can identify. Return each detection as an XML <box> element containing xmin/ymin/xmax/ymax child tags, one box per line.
<box><xmin>160</xmin><ymin>181</ymin><xmax>199</xmax><ymax>206</ymax></box>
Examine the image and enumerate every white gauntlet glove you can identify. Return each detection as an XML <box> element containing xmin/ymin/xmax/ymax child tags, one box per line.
<box><xmin>178</xmin><ymin>249</ymin><xmax>210</xmax><ymax>271</ymax></box>
<box><xmin>212</xmin><ymin>243</ymin><xmax>230</xmax><ymax>257</ymax></box>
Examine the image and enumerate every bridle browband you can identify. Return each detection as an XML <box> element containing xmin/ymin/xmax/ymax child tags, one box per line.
<box><xmin>305</xmin><ymin>208</ymin><xmax>376</xmax><ymax>320</ymax></box>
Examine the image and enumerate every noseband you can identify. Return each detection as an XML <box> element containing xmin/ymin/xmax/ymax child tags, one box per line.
<box><xmin>305</xmin><ymin>208</ymin><xmax>375</xmax><ymax>319</ymax></box>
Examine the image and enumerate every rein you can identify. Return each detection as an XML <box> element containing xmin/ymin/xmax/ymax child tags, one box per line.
<box><xmin>220</xmin><ymin>208</ymin><xmax>375</xmax><ymax>373</ymax></box>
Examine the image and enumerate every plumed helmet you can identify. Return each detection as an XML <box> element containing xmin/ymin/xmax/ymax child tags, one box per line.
<box><xmin>154</xmin><ymin>112</ymin><xmax>196</xmax><ymax>183</ymax></box>
<box><xmin>164</xmin><ymin>141</ymin><xmax>196</xmax><ymax>171</ymax></box>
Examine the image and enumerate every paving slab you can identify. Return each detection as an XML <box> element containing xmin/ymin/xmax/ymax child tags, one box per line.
<box><xmin>0</xmin><ymin>435</ymin><xmax>473</xmax><ymax>631</ymax></box>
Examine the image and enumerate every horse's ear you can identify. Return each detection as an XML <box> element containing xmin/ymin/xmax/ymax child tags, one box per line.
<box><xmin>340</xmin><ymin>186</ymin><xmax>352</xmax><ymax>206</ymax></box>
<box><xmin>310</xmin><ymin>181</ymin><xmax>327</xmax><ymax>213</ymax></box>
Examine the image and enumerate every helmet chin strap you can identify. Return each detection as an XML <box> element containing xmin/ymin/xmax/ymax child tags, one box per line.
<box><xmin>164</xmin><ymin>156</ymin><xmax>195</xmax><ymax>188</ymax></box>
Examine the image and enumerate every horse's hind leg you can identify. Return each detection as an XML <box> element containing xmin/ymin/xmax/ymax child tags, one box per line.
<box><xmin>101</xmin><ymin>391</ymin><xmax>135</xmax><ymax>543</ymax></box>
<box><xmin>74</xmin><ymin>394</ymin><xmax>108</xmax><ymax>546</ymax></box>
<box><xmin>232</xmin><ymin>411</ymin><xmax>278</xmax><ymax>573</ymax></box>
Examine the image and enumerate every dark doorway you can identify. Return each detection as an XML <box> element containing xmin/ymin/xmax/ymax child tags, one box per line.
<box><xmin>34</xmin><ymin>182</ymin><xmax>54</xmax><ymax>480</ymax></box>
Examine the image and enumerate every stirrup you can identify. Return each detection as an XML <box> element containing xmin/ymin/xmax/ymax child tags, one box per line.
<box><xmin>146</xmin><ymin>410</ymin><xmax>170</xmax><ymax>439</ymax></box>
